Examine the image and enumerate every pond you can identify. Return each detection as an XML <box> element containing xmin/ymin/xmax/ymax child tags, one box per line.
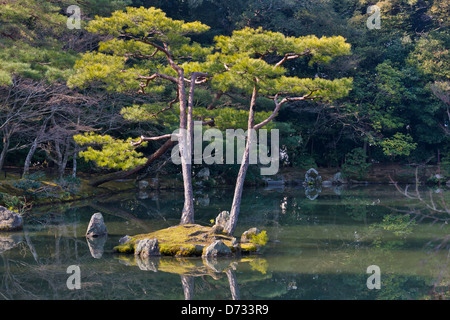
<box><xmin>0</xmin><ymin>184</ymin><xmax>449</xmax><ymax>300</ymax></box>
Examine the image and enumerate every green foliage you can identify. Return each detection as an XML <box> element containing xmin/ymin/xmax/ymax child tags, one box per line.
<box><xmin>68</xmin><ymin>6</ymin><xmax>211</xmax><ymax>91</ymax></box>
<box><xmin>341</xmin><ymin>147</ymin><xmax>371</xmax><ymax>180</ymax></box>
<box><xmin>12</xmin><ymin>177</ymin><xmax>43</xmax><ymax>191</ymax></box>
<box><xmin>194</xmin><ymin>107</ymin><xmax>275</xmax><ymax>131</ymax></box>
<box><xmin>2</xmin><ymin>0</ymin><xmax>448</xmax><ymax>178</ymax></box>
<box><xmin>74</xmin><ymin>133</ymin><xmax>148</xmax><ymax>170</ymax></box>
<box><xmin>85</xmin><ymin>6</ymin><xmax>210</xmax><ymax>53</ymax></box>
<box><xmin>408</xmin><ymin>35</ymin><xmax>449</xmax><ymax>80</ymax></box>
<box><xmin>380</xmin><ymin>133</ymin><xmax>417</xmax><ymax>158</ymax></box>
<box><xmin>249</xmin><ymin>230</ymin><xmax>268</xmax><ymax>246</ymax></box>
<box><xmin>374</xmin><ymin>214</ymin><xmax>417</xmax><ymax>237</ymax></box>
<box><xmin>0</xmin><ymin>193</ymin><xmax>28</xmax><ymax>213</ymax></box>
<box><xmin>67</xmin><ymin>52</ymin><xmax>134</xmax><ymax>91</ymax></box>
<box><xmin>440</xmin><ymin>153</ymin><xmax>450</xmax><ymax>177</ymax></box>
<box><xmin>206</xmin><ymin>27</ymin><xmax>352</xmax><ymax>99</ymax></box>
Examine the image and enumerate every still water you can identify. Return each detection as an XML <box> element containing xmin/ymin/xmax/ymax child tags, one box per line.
<box><xmin>0</xmin><ymin>184</ymin><xmax>449</xmax><ymax>300</ymax></box>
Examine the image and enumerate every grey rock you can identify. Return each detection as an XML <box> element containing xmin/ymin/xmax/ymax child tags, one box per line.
<box><xmin>214</xmin><ymin>210</ymin><xmax>231</xmax><ymax>231</ymax></box>
<box><xmin>197</xmin><ymin>167</ymin><xmax>210</xmax><ymax>180</ymax></box>
<box><xmin>305</xmin><ymin>168</ymin><xmax>322</xmax><ymax>185</ymax></box>
<box><xmin>240</xmin><ymin>227</ymin><xmax>261</xmax><ymax>243</ymax></box>
<box><xmin>135</xmin><ymin>238</ymin><xmax>161</xmax><ymax>257</ymax></box>
<box><xmin>86</xmin><ymin>212</ymin><xmax>107</xmax><ymax>238</ymax></box>
<box><xmin>0</xmin><ymin>206</ymin><xmax>23</xmax><ymax>231</ymax></box>
<box><xmin>202</xmin><ymin>240</ymin><xmax>232</xmax><ymax>257</ymax></box>
<box><xmin>119</xmin><ymin>235</ymin><xmax>132</xmax><ymax>245</ymax></box>
<box><xmin>322</xmin><ymin>180</ymin><xmax>333</xmax><ymax>187</ymax></box>
<box><xmin>332</xmin><ymin>172</ymin><xmax>345</xmax><ymax>184</ymax></box>
<box><xmin>138</xmin><ymin>180</ymin><xmax>149</xmax><ymax>189</ymax></box>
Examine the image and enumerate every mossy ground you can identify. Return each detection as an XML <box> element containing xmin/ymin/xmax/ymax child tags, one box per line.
<box><xmin>113</xmin><ymin>224</ymin><xmax>259</xmax><ymax>256</ymax></box>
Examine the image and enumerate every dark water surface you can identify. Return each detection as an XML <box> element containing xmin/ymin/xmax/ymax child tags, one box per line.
<box><xmin>0</xmin><ymin>184</ymin><xmax>448</xmax><ymax>300</ymax></box>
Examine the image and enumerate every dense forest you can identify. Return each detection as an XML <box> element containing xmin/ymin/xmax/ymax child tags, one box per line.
<box><xmin>0</xmin><ymin>0</ymin><xmax>449</xmax><ymax>184</ymax></box>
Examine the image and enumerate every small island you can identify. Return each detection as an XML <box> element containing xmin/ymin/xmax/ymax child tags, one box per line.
<box><xmin>112</xmin><ymin>212</ymin><xmax>268</xmax><ymax>258</ymax></box>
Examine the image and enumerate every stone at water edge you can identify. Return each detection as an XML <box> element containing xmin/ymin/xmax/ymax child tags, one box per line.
<box><xmin>0</xmin><ymin>206</ymin><xmax>24</xmax><ymax>231</ymax></box>
<box><xmin>119</xmin><ymin>235</ymin><xmax>132</xmax><ymax>245</ymax></box>
<box><xmin>240</xmin><ymin>227</ymin><xmax>261</xmax><ymax>243</ymax></box>
<box><xmin>202</xmin><ymin>240</ymin><xmax>232</xmax><ymax>257</ymax></box>
<box><xmin>305</xmin><ymin>168</ymin><xmax>322</xmax><ymax>185</ymax></box>
<box><xmin>134</xmin><ymin>238</ymin><xmax>161</xmax><ymax>257</ymax></box>
<box><xmin>196</xmin><ymin>167</ymin><xmax>210</xmax><ymax>180</ymax></box>
<box><xmin>86</xmin><ymin>212</ymin><xmax>108</xmax><ymax>238</ymax></box>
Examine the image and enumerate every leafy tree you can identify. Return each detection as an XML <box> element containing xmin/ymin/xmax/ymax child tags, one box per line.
<box><xmin>341</xmin><ymin>147</ymin><xmax>371</xmax><ymax>180</ymax></box>
<box><xmin>193</xmin><ymin>27</ymin><xmax>353</xmax><ymax>235</ymax></box>
<box><xmin>68</xmin><ymin>6</ymin><xmax>211</xmax><ymax>224</ymax></box>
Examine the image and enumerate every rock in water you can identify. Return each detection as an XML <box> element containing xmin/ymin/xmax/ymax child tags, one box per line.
<box><xmin>240</xmin><ymin>227</ymin><xmax>261</xmax><ymax>243</ymax></box>
<box><xmin>305</xmin><ymin>168</ymin><xmax>322</xmax><ymax>185</ymax></box>
<box><xmin>86</xmin><ymin>212</ymin><xmax>107</xmax><ymax>238</ymax></box>
<box><xmin>197</xmin><ymin>167</ymin><xmax>210</xmax><ymax>180</ymax></box>
<box><xmin>202</xmin><ymin>240</ymin><xmax>232</xmax><ymax>257</ymax></box>
<box><xmin>134</xmin><ymin>238</ymin><xmax>161</xmax><ymax>257</ymax></box>
<box><xmin>119</xmin><ymin>235</ymin><xmax>132</xmax><ymax>245</ymax></box>
<box><xmin>0</xmin><ymin>206</ymin><xmax>24</xmax><ymax>231</ymax></box>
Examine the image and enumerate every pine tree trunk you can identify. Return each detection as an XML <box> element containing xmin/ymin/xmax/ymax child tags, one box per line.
<box><xmin>225</xmin><ymin>85</ymin><xmax>258</xmax><ymax>235</ymax></box>
<box><xmin>178</xmin><ymin>69</ymin><xmax>195</xmax><ymax>225</ymax></box>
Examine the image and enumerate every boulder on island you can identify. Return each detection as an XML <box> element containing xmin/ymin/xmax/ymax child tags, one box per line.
<box><xmin>0</xmin><ymin>206</ymin><xmax>24</xmax><ymax>231</ymax></box>
<box><xmin>135</xmin><ymin>238</ymin><xmax>161</xmax><ymax>258</ymax></box>
<box><xmin>202</xmin><ymin>240</ymin><xmax>232</xmax><ymax>258</ymax></box>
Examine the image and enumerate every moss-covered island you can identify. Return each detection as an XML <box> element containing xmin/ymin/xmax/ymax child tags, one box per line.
<box><xmin>113</xmin><ymin>224</ymin><xmax>268</xmax><ymax>257</ymax></box>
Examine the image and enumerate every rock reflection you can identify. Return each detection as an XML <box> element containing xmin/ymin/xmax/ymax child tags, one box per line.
<box><xmin>305</xmin><ymin>186</ymin><xmax>321</xmax><ymax>200</ymax></box>
<box><xmin>117</xmin><ymin>254</ymin><xmax>267</xmax><ymax>300</ymax></box>
<box><xmin>86</xmin><ymin>235</ymin><xmax>107</xmax><ymax>259</ymax></box>
<box><xmin>0</xmin><ymin>233</ymin><xmax>23</xmax><ymax>254</ymax></box>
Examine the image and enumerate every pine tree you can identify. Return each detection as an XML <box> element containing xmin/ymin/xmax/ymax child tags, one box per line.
<box><xmin>198</xmin><ymin>27</ymin><xmax>353</xmax><ymax>235</ymax></box>
<box><xmin>68</xmin><ymin>6</ymin><xmax>211</xmax><ymax>224</ymax></box>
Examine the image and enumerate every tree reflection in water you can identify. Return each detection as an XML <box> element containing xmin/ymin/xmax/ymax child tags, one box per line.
<box><xmin>390</xmin><ymin>170</ymin><xmax>449</xmax><ymax>299</ymax></box>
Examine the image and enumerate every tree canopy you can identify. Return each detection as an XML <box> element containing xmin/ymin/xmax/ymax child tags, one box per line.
<box><xmin>0</xmin><ymin>0</ymin><xmax>448</xmax><ymax>185</ymax></box>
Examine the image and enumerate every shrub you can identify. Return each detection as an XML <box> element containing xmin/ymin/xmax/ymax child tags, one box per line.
<box><xmin>342</xmin><ymin>147</ymin><xmax>371</xmax><ymax>180</ymax></box>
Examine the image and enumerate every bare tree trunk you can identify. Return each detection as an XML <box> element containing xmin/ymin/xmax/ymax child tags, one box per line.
<box><xmin>60</xmin><ymin>138</ymin><xmax>71</xmax><ymax>178</ymax></box>
<box><xmin>23</xmin><ymin>137</ymin><xmax>39</xmax><ymax>177</ymax></box>
<box><xmin>225</xmin><ymin>85</ymin><xmax>258</xmax><ymax>236</ymax></box>
<box><xmin>72</xmin><ymin>145</ymin><xmax>78</xmax><ymax>178</ymax></box>
<box><xmin>23</xmin><ymin>115</ymin><xmax>52</xmax><ymax>177</ymax></box>
<box><xmin>0</xmin><ymin>128</ymin><xmax>11</xmax><ymax>174</ymax></box>
<box><xmin>179</xmin><ymin>70</ymin><xmax>195</xmax><ymax>225</ymax></box>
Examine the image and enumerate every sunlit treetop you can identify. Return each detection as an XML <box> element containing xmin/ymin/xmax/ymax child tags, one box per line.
<box><xmin>187</xmin><ymin>27</ymin><xmax>353</xmax><ymax>100</ymax></box>
<box><xmin>68</xmin><ymin>6</ymin><xmax>212</xmax><ymax>91</ymax></box>
<box><xmin>213</xmin><ymin>27</ymin><xmax>351</xmax><ymax>64</ymax></box>
<box><xmin>86</xmin><ymin>6</ymin><xmax>211</xmax><ymax>58</ymax></box>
